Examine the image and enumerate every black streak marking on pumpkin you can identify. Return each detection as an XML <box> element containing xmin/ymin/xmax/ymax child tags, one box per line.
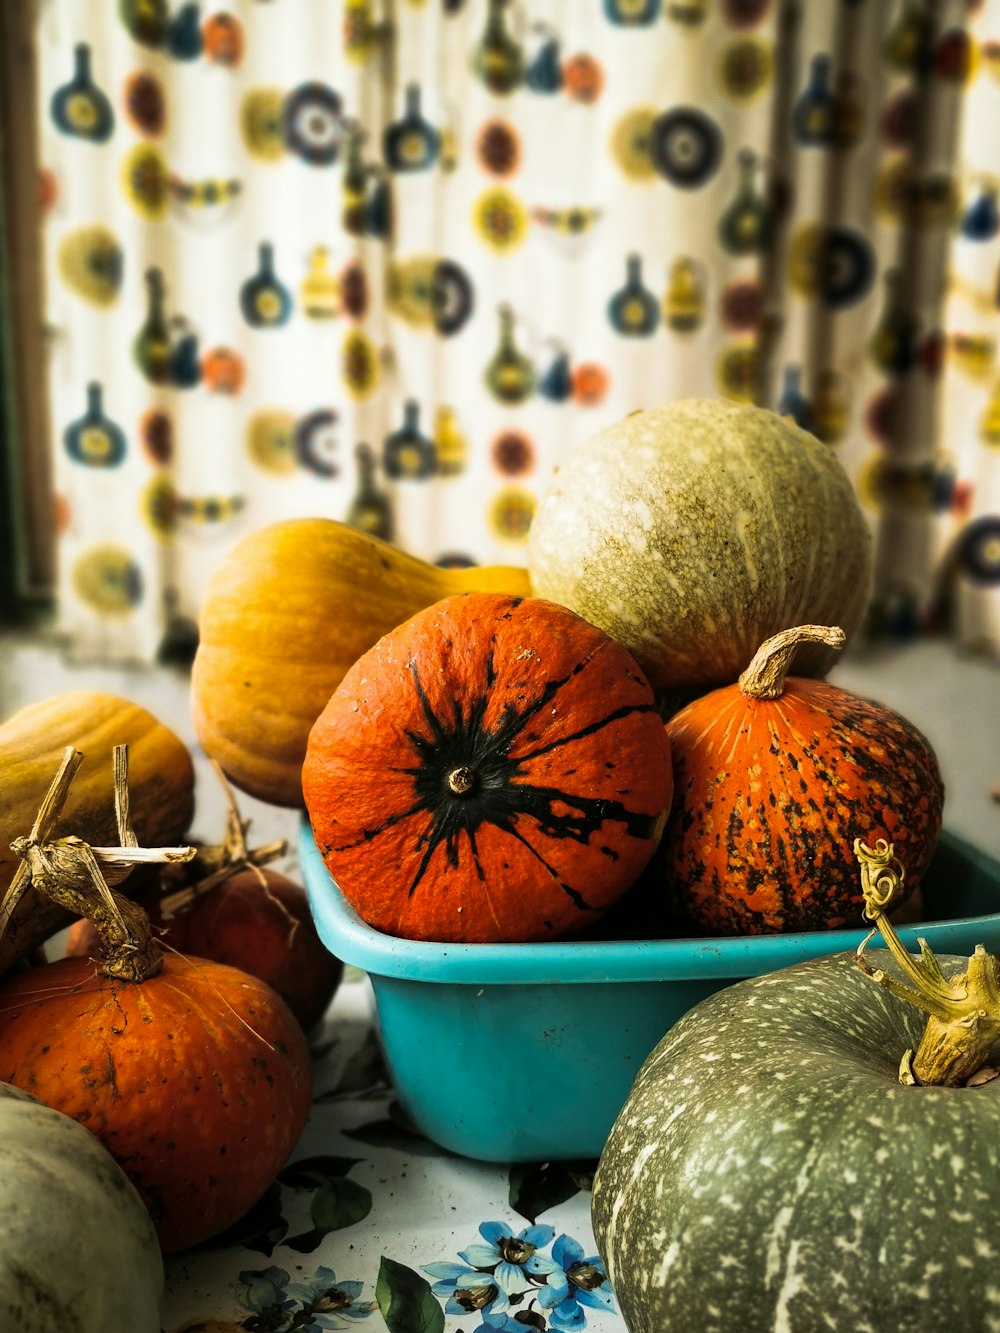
<box><xmin>334</xmin><ymin>636</ymin><xmax>661</xmax><ymax>911</ymax></box>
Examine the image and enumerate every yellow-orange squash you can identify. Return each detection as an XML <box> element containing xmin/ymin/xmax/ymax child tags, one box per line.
<box><xmin>661</xmin><ymin>625</ymin><xmax>945</xmax><ymax>935</ymax></box>
<box><xmin>0</xmin><ymin>692</ymin><xmax>195</xmax><ymax>973</ymax></box>
<box><xmin>303</xmin><ymin>592</ymin><xmax>673</xmax><ymax>943</ymax></box>
<box><xmin>191</xmin><ymin>518</ymin><xmax>531</xmax><ymax>807</ymax></box>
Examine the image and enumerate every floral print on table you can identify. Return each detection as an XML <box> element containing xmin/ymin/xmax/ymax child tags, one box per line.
<box><xmin>35</xmin><ymin>0</ymin><xmax>1000</xmax><ymax>663</ymax></box>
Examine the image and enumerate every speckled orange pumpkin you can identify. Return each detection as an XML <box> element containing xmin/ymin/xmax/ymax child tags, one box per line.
<box><xmin>302</xmin><ymin>593</ymin><xmax>673</xmax><ymax>943</ymax></box>
<box><xmin>0</xmin><ymin>952</ymin><xmax>312</xmax><ymax>1252</ymax></box>
<box><xmin>662</xmin><ymin>624</ymin><xmax>944</xmax><ymax>935</ymax></box>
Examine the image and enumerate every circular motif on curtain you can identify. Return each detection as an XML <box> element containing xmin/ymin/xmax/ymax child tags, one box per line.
<box><xmin>38</xmin><ymin>167</ymin><xmax>59</xmax><ymax>215</ymax></box>
<box><xmin>718</xmin><ymin>38</ymin><xmax>772</xmax><ymax>102</ymax></box>
<box><xmin>492</xmin><ymin>429</ymin><xmax>535</xmax><ymax>476</ymax></box>
<box><xmin>283</xmin><ymin>83</ymin><xmax>344</xmax><ymax>165</ymax></box>
<box><xmin>650</xmin><ymin>108</ymin><xmax>723</xmax><ymax>189</ymax></box>
<box><xmin>342</xmin><ymin>329</ymin><xmax>380</xmax><ymax>399</ymax></box>
<box><xmin>387</xmin><ymin>257</ymin><xmax>436</xmax><ymax>328</ymax></box>
<box><xmin>721</xmin><ymin>0</ymin><xmax>771</xmax><ymax>29</ymax></box>
<box><xmin>873</xmin><ymin>156</ymin><xmax>912</xmax><ymax>225</ymax></box>
<box><xmin>203</xmin><ymin>13</ymin><xmax>245</xmax><ymax>67</ymax></box>
<box><xmin>935</xmin><ymin>29</ymin><xmax>978</xmax><ymax>84</ymax></box>
<box><xmin>863</xmin><ymin>386</ymin><xmax>898</xmax><ymax>445</ymax></box>
<box><xmin>716</xmin><ymin>341</ymin><xmax>760</xmax><ymax>400</ymax></box>
<box><xmin>123</xmin><ymin>71</ymin><xmax>165</xmax><ymax>136</ymax></box>
<box><xmin>489</xmin><ymin>487</ymin><xmax>536</xmax><ymax>543</ymax></box>
<box><xmin>572</xmin><ymin>363</ymin><xmax>610</xmax><ymax>407</ymax></box>
<box><xmin>141</xmin><ymin>475</ymin><xmax>180</xmax><ymax>539</ymax></box>
<box><xmin>73</xmin><ymin>546</ymin><xmax>143</xmax><ymax>615</ymax></box>
<box><xmin>473</xmin><ymin>188</ymin><xmax>529</xmax><ymax>252</ymax></box>
<box><xmin>121</xmin><ymin>144</ymin><xmax>170</xmax><ymax>221</ymax></box>
<box><xmin>610</xmin><ymin>107</ymin><xmax>658</xmax><ymax>181</ymax></box>
<box><xmin>476</xmin><ymin>119</ymin><xmax>521</xmax><ymax>176</ymax></box>
<box><xmin>295</xmin><ymin>410</ymin><xmax>340</xmax><ymax>478</ymax></box>
<box><xmin>340</xmin><ymin>260</ymin><xmax>369</xmax><ymax>319</ymax></box>
<box><xmin>879</xmin><ymin>88</ymin><xmax>918</xmax><ymax>150</ymax></box>
<box><xmin>787</xmin><ymin>224</ymin><xmax>874</xmax><ymax>308</ymax></box>
<box><xmin>431</xmin><ymin>260</ymin><xmax>474</xmax><ymax>335</ymax></box>
<box><xmin>140</xmin><ymin>408</ymin><xmax>174</xmax><ymax>465</ymax></box>
<box><xmin>201</xmin><ymin>347</ymin><xmax>246</xmax><ymax>395</ymax></box>
<box><xmin>719</xmin><ymin>276</ymin><xmax>761</xmax><ymax>331</ymax></box>
<box><xmin>247</xmin><ymin>410</ymin><xmax>297</xmax><ymax>473</ymax></box>
<box><xmin>563</xmin><ymin>54</ymin><xmax>604</xmax><ymax>104</ymax></box>
<box><xmin>240</xmin><ymin>88</ymin><xmax>286</xmax><ymax>162</ymax></box>
<box><xmin>57</xmin><ymin>226</ymin><xmax>123</xmax><ymax>307</ymax></box>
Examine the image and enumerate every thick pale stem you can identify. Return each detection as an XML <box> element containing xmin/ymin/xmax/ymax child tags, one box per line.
<box><xmin>855</xmin><ymin>837</ymin><xmax>1000</xmax><ymax>1086</ymax></box>
<box><xmin>738</xmin><ymin>625</ymin><xmax>846</xmax><ymax>700</ymax></box>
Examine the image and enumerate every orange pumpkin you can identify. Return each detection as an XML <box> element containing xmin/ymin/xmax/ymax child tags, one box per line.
<box><xmin>303</xmin><ymin>593</ymin><xmax>673</xmax><ymax>943</ymax></box>
<box><xmin>662</xmin><ymin>624</ymin><xmax>945</xmax><ymax>935</ymax></box>
<box><xmin>0</xmin><ymin>949</ymin><xmax>312</xmax><ymax>1252</ymax></box>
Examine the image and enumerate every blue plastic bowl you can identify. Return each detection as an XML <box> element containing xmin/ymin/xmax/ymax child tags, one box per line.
<box><xmin>300</xmin><ymin>822</ymin><xmax>1000</xmax><ymax>1163</ymax></box>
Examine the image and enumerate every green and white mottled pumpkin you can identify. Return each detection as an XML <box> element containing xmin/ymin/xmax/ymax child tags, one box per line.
<box><xmin>592</xmin><ymin>952</ymin><xmax>1000</xmax><ymax>1333</ymax></box>
<box><xmin>527</xmin><ymin>399</ymin><xmax>872</xmax><ymax>695</ymax></box>
<box><xmin>0</xmin><ymin>1082</ymin><xmax>164</xmax><ymax>1332</ymax></box>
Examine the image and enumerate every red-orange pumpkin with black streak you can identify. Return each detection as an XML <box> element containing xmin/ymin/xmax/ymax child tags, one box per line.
<box><xmin>302</xmin><ymin>592</ymin><xmax>673</xmax><ymax>943</ymax></box>
<box><xmin>662</xmin><ymin>624</ymin><xmax>944</xmax><ymax>935</ymax></box>
<box><xmin>0</xmin><ymin>952</ymin><xmax>312</xmax><ymax>1252</ymax></box>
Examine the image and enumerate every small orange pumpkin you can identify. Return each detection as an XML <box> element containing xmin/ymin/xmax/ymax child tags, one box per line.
<box><xmin>303</xmin><ymin>593</ymin><xmax>673</xmax><ymax>943</ymax></box>
<box><xmin>661</xmin><ymin>624</ymin><xmax>945</xmax><ymax>935</ymax></box>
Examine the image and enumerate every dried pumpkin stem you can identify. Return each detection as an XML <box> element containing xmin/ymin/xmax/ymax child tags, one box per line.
<box><xmin>737</xmin><ymin>625</ymin><xmax>846</xmax><ymax>700</ymax></box>
<box><xmin>3</xmin><ymin>745</ymin><xmax>195</xmax><ymax>983</ymax></box>
<box><xmin>855</xmin><ymin>837</ymin><xmax>1000</xmax><ymax>1086</ymax></box>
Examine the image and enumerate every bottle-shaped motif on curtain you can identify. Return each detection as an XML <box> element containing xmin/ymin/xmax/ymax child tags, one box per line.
<box><xmin>295</xmin><ymin>409</ymin><xmax>340</xmax><ymax>477</ymax></box>
<box><xmin>64</xmin><ymin>382</ymin><xmax>127</xmax><ymax>468</ymax></box>
<box><xmin>884</xmin><ymin>0</ymin><xmax>931</xmax><ymax>76</ymax></box>
<box><xmin>776</xmin><ymin>365</ymin><xmax>812</xmax><ymax>430</ymax></box>
<box><xmin>169</xmin><ymin>318</ymin><xmax>201</xmax><ymax>388</ymax></box>
<box><xmin>301</xmin><ymin>247</ymin><xmax>340</xmax><ymax>319</ymax></box>
<box><xmin>433</xmin><ymin>406</ymin><xmax>469</xmax><ymax>477</ymax></box>
<box><xmin>525</xmin><ymin>25</ymin><xmax>563</xmax><ymax>94</ymax></box>
<box><xmin>473</xmin><ymin>0</ymin><xmax>524</xmax><ymax>96</ymax></box>
<box><xmin>341</xmin><ymin>120</ymin><xmax>368</xmax><ymax>235</ymax></box>
<box><xmin>792</xmin><ymin>54</ymin><xmax>836</xmax><ymax>149</ymax></box>
<box><xmin>119</xmin><ymin>0</ymin><xmax>168</xmax><ymax>49</ymax></box>
<box><xmin>833</xmin><ymin>70</ymin><xmax>865</xmax><ymax>152</ymax></box>
<box><xmin>609</xmin><ymin>254</ymin><xmax>660</xmax><ymax>337</ymax></box>
<box><xmin>961</xmin><ymin>183</ymin><xmax>1000</xmax><ymax>242</ymax></box>
<box><xmin>485</xmin><ymin>306</ymin><xmax>535</xmax><ymax>404</ymax></box>
<box><xmin>538</xmin><ymin>343</ymin><xmax>573</xmax><ymax>401</ymax></box>
<box><xmin>364</xmin><ymin>168</ymin><xmax>393</xmax><ymax>240</ymax></box>
<box><xmin>604</xmin><ymin>0</ymin><xmax>659</xmax><ymax>26</ymax></box>
<box><xmin>347</xmin><ymin>442</ymin><xmax>394</xmax><ymax>539</ymax></box>
<box><xmin>868</xmin><ymin>268</ymin><xmax>919</xmax><ymax>376</ymax></box>
<box><xmin>167</xmin><ymin>2</ymin><xmax>204</xmax><ymax>60</ymax></box>
<box><xmin>133</xmin><ymin>267</ymin><xmax>173</xmax><ymax>385</ymax></box>
<box><xmin>718</xmin><ymin>149</ymin><xmax>770</xmax><ymax>257</ymax></box>
<box><xmin>664</xmin><ymin>256</ymin><xmax>706</xmax><ymax>333</ymax></box>
<box><xmin>51</xmin><ymin>44</ymin><xmax>114</xmax><ymax>142</ymax></box>
<box><xmin>240</xmin><ymin>243</ymin><xmax>293</xmax><ymax>328</ymax></box>
<box><xmin>344</xmin><ymin>0</ymin><xmax>380</xmax><ymax>65</ymax></box>
<box><xmin>383</xmin><ymin>400</ymin><xmax>437</xmax><ymax>480</ymax></box>
<box><xmin>384</xmin><ymin>85</ymin><xmax>440</xmax><ymax>173</ymax></box>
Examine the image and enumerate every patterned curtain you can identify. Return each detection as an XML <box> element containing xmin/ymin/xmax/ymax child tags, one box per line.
<box><xmin>34</xmin><ymin>0</ymin><xmax>1000</xmax><ymax>664</ymax></box>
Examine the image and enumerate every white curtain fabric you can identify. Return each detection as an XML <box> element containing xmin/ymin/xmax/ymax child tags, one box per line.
<box><xmin>34</xmin><ymin>0</ymin><xmax>1000</xmax><ymax>664</ymax></box>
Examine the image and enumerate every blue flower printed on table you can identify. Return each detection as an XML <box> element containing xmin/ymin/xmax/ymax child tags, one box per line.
<box><xmin>425</xmin><ymin>1223</ymin><xmax>618</xmax><ymax>1331</ymax></box>
<box><xmin>236</xmin><ymin>1264</ymin><xmax>377</xmax><ymax>1331</ymax></box>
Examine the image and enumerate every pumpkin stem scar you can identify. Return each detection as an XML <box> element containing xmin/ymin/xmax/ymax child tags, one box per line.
<box><xmin>855</xmin><ymin>837</ymin><xmax>1000</xmax><ymax>1087</ymax></box>
<box><xmin>448</xmin><ymin>766</ymin><xmax>477</xmax><ymax>795</ymax></box>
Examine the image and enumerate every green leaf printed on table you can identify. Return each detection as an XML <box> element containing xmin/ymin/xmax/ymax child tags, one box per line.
<box><xmin>508</xmin><ymin>1159</ymin><xmax>599</xmax><ymax>1224</ymax></box>
<box><xmin>278</xmin><ymin>1154</ymin><xmax>365</xmax><ymax>1188</ymax></box>
<box><xmin>376</xmin><ymin>1256</ymin><xmax>446</xmax><ymax>1333</ymax></box>
<box><xmin>342</xmin><ymin>1101</ymin><xmax>456</xmax><ymax>1157</ymax></box>
<box><xmin>314</xmin><ymin>1027</ymin><xmax>392</xmax><ymax>1102</ymax></box>
<box><xmin>285</xmin><ymin>1176</ymin><xmax>374</xmax><ymax>1253</ymax></box>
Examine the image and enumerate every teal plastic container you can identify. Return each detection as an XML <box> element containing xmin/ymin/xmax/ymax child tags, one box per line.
<box><xmin>299</xmin><ymin>822</ymin><xmax>1000</xmax><ymax>1163</ymax></box>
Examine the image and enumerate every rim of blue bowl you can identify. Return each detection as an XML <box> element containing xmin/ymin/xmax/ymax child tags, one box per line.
<box><xmin>298</xmin><ymin>818</ymin><xmax>1000</xmax><ymax>985</ymax></box>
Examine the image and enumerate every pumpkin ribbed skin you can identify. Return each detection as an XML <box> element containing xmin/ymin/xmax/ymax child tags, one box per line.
<box><xmin>303</xmin><ymin>593</ymin><xmax>673</xmax><ymax>943</ymax></box>
<box><xmin>592</xmin><ymin>952</ymin><xmax>998</xmax><ymax>1333</ymax></box>
<box><xmin>0</xmin><ymin>692</ymin><xmax>195</xmax><ymax>973</ymax></box>
<box><xmin>663</xmin><ymin>673</ymin><xmax>944</xmax><ymax>934</ymax></box>
<box><xmin>527</xmin><ymin>399</ymin><xmax>872</xmax><ymax>694</ymax></box>
<box><xmin>0</xmin><ymin>954</ymin><xmax>312</xmax><ymax>1252</ymax></box>
<box><xmin>192</xmin><ymin>518</ymin><xmax>532</xmax><ymax>807</ymax></box>
<box><xmin>0</xmin><ymin>1083</ymin><xmax>163</xmax><ymax>1333</ymax></box>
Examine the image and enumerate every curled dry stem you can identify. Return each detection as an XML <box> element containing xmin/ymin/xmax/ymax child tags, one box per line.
<box><xmin>1</xmin><ymin>745</ymin><xmax>194</xmax><ymax>982</ymax></box>
<box><xmin>855</xmin><ymin>837</ymin><xmax>1000</xmax><ymax>1086</ymax></box>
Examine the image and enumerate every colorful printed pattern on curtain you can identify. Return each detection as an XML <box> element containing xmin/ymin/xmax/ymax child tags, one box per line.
<box><xmin>35</xmin><ymin>0</ymin><xmax>1000</xmax><ymax>663</ymax></box>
